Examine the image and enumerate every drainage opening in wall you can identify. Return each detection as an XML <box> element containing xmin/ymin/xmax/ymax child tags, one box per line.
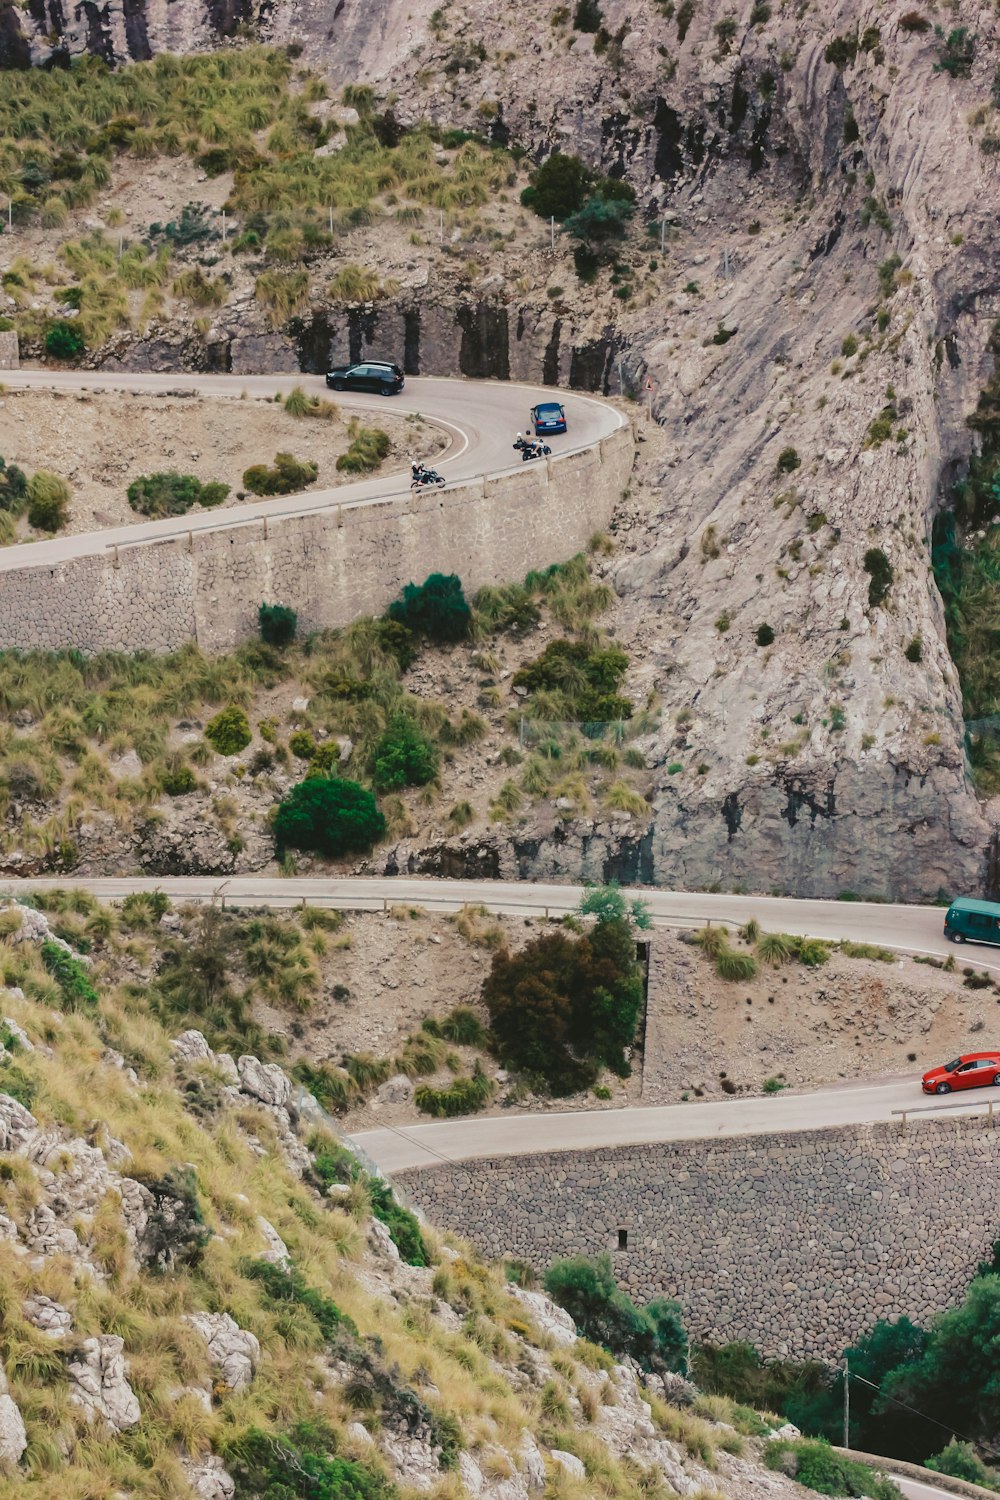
<box><xmin>617</xmin><ymin>1228</ymin><xmax>628</xmax><ymax>1251</ymax></box>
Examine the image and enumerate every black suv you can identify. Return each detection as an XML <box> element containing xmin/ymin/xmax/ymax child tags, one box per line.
<box><xmin>326</xmin><ymin>360</ymin><xmax>404</xmax><ymax>395</ymax></box>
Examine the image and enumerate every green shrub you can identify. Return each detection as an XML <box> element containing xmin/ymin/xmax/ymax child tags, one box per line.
<box><xmin>764</xmin><ymin>1438</ymin><xmax>897</xmax><ymax>1499</ymax></box>
<box><xmin>161</xmin><ymin>765</ymin><xmax>197</xmax><ymax>796</ymax></box>
<box><xmin>205</xmin><ymin>705</ymin><xmax>252</xmax><ymax>756</ymax></box>
<box><xmin>544</xmin><ymin>1253</ymin><xmax>686</xmax><ymax>1372</ymax></box>
<box><xmin>259</xmin><ymin>602</ymin><xmax>298</xmax><ymax>646</ymax></box>
<box><xmin>372</xmin><ymin>716</ymin><xmax>438</xmax><ymax>791</ymax></box>
<box><xmin>40</xmin><ymin>939</ymin><xmax>99</xmax><ymax>1009</ymax></box>
<box><xmin>367</xmin><ymin>1175</ymin><xmax>428</xmax><ymax>1265</ymax></box>
<box><xmin>26</xmin><ymin>470</ymin><xmax>70</xmax><ymax>531</ymax></box>
<box><xmin>904</xmin><ymin>636</ymin><xmax>923</xmax><ymax>663</ymax></box>
<box><xmin>513</xmin><ymin>638</ymin><xmax>632</xmax><ymax>722</ymax></box>
<box><xmin>127</xmin><ymin>471</ymin><xmax>230</xmax><ymax>518</ymax></box>
<box><xmin>274</xmin><ymin>777</ymin><xmax>386</xmax><ymax>858</ymax></box>
<box><xmin>121</xmin><ymin>890</ymin><xmax>170</xmax><ymax>929</ymax></box>
<box><xmin>927</xmin><ymin>1440</ymin><xmax>1000</xmax><ymax>1489</ymax></box>
<box><xmin>289</xmin><ymin>730</ymin><xmax>317</xmax><ymax>760</ymax></box>
<box><xmin>934</xmin><ymin>25</ymin><xmax>975</xmax><ymax>77</ymax></box>
<box><xmin>243</xmin><ymin>452</ymin><xmax>319</xmax><ymax>496</ymax></box>
<box><xmin>521</xmin><ymin>152</ymin><xmax>591</xmax><ymax>219</ymax></box>
<box><xmin>388</xmin><ymin>572</ymin><xmax>471</xmax><ymax>643</ymax></box>
<box><xmin>335</xmin><ymin>426</ymin><xmax>391</xmax><ymax>474</ymax></box>
<box><xmin>574</xmin><ymin>0</ymin><xmax>602</xmax><ymax>29</ymax></box>
<box><xmin>44</xmin><ymin>320</ymin><xmax>84</xmax><ymax>360</ymax></box>
<box><xmin>716</xmin><ymin>948</ymin><xmax>759</xmax><ymax>981</ymax></box>
<box><xmin>0</xmin><ymin>1062</ymin><xmax>36</xmax><ymax>1109</ymax></box>
<box><xmin>0</xmin><ymin>456</ymin><xmax>28</xmax><ymax>515</ymax></box>
<box><xmin>863</xmin><ymin>547</ymin><xmax>893</xmax><ymax>608</ymax></box>
<box><xmin>224</xmin><ymin>1424</ymin><xmax>392</xmax><ymax>1500</ymax></box>
<box><xmin>438</xmin><ymin>1005</ymin><xmax>488</xmax><ymax>1045</ymax></box>
<box><xmin>240</xmin><ymin>1257</ymin><xmax>357</xmax><ymax>1341</ymax></box>
<box><xmin>756</xmin><ymin>623</ymin><xmax>775</xmax><ymax>646</ymax></box>
<box><xmin>415</xmin><ymin>1060</ymin><xmax>494</xmax><ymax>1117</ymax></box>
<box><xmin>776</xmin><ymin>446</ymin><xmax>801</xmax><ymax>473</ymax></box>
<box><xmin>824</xmin><ymin>33</ymin><xmax>858</xmax><ymax>67</ymax></box>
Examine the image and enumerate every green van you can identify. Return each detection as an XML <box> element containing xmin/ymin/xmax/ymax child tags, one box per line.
<box><xmin>944</xmin><ymin>897</ymin><xmax>1000</xmax><ymax>945</ymax></box>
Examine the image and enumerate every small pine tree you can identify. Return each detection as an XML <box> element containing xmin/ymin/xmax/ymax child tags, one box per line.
<box><xmin>273</xmin><ymin>777</ymin><xmax>386</xmax><ymax>858</ymax></box>
<box><xmin>259</xmin><ymin>603</ymin><xmax>298</xmax><ymax>647</ymax></box>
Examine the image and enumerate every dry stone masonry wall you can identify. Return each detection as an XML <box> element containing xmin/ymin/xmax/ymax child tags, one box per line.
<box><xmin>0</xmin><ymin>429</ymin><xmax>632</xmax><ymax>654</ymax></box>
<box><xmin>399</xmin><ymin>1118</ymin><xmax>1000</xmax><ymax>1360</ymax></box>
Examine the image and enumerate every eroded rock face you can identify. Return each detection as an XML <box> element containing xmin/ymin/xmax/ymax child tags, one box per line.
<box><xmin>0</xmin><ymin>1364</ymin><xmax>27</xmax><ymax>1470</ymax></box>
<box><xmin>185</xmin><ymin>1312</ymin><xmax>260</xmax><ymax>1393</ymax></box>
<box><xmin>237</xmin><ymin>1055</ymin><xmax>291</xmax><ymax>1111</ymax></box>
<box><xmin>181</xmin><ymin>1456</ymin><xmax>237</xmax><ymax>1500</ymax></box>
<box><xmin>67</xmin><ymin>1335</ymin><xmax>141</xmax><ymax>1433</ymax></box>
<box><xmin>508</xmin><ymin>1288</ymin><xmax>577</xmax><ymax>1349</ymax></box>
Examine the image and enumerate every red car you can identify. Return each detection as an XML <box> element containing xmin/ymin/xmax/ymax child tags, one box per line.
<box><xmin>922</xmin><ymin>1052</ymin><xmax>1000</xmax><ymax>1095</ymax></box>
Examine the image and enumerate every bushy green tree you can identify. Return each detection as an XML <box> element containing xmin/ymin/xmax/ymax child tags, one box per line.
<box><xmin>481</xmin><ymin>901</ymin><xmax>644</xmax><ymax>1091</ymax></box>
<box><xmin>841</xmin><ymin>1316</ymin><xmax>928</xmax><ymax>1456</ymax></box>
<box><xmin>388</xmin><ymin>572</ymin><xmax>471</xmax><ymax>643</ymax></box>
<box><xmin>513</xmin><ymin>638</ymin><xmax>632</xmax><ymax>721</ymax></box>
<box><xmin>884</xmin><ymin>1275</ymin><xmax>1000</xmax><ymax>1453</ymax></box>
<box><xmin>259</xmin><ymin>602</ymin><xmax>298</xmax><ymax>647</ymax></box>
<box><xmin>520</xmin><ymin>152</ymin><xmax>591</xmax><ymax>220</ymax></box>
<box><xmin>372</xmin><ymin>716</ymin><xmax>438</xmax><ymax>791</ymax></box>
<box><xmin>274</xmin><ymin>777</ymin><xmax>385</xmax><ymax>858</ymax></box>
<box><xmin>565</xmin><ymin>194</ymin><xmax>634</xmax><ymax>248</ymax></box>
<box><xmin>544</xmin><ymin>1253</ymin><xmax>686</xmax><ymax>1372</ymax></box>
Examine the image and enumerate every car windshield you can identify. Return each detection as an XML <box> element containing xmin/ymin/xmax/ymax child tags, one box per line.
<box><xmin>537</xmin><ymin>404</ymin><xmax>562</xmax><ymax>414</ymax></box>
<box><xmin>944</xmin><ymin>1058</ymin><xmax>962</xmax><ymax>1072</ymax></box>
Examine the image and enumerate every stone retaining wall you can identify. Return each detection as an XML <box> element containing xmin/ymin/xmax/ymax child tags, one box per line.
<box><xmin>0</xmin><ymin>428</ymin><xmax>633</xmax><ymax>654</ymax></box>
<box><xmin>399</xmin><ymin>1117</ymin><xmax>1000</xmax><ymax>1360</ymax></box>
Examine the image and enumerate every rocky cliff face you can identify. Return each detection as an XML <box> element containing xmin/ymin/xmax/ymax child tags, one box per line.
<box><xmin>4</xmin><ymin>0</ymin><xmax>999</xmax><ymax>896</ymax></box>
<box><xmin>0</xmin><ymin>894</ymin><xmax>816</xmax><ymax>1500</ymax></box>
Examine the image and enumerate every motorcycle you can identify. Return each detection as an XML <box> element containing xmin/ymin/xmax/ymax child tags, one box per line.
<box><xmin>513</xmin><ymin>437</ymin><xmax>551</xmax><ymax>463</ymax></box>
<box><xmin>410</xmin><ymin>467</ymin><xmax>446</xmax><ymax>491</ymax></box>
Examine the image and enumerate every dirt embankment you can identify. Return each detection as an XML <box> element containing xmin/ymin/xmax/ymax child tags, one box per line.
<box><xmin>0</xmin><ymin>386</ymin><xmax>443</xmax><ymax>538</ymax></box>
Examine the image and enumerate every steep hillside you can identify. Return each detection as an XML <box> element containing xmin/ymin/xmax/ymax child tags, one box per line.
<box><xmin>0</xmin><ymin>890</ymin><xmax>861</xmax><ymax>1500</ymax></box>
<box><xmin>2</xmin><ymin>1</ymin><xmax>1000</xmax><ymax>895</ymax></box>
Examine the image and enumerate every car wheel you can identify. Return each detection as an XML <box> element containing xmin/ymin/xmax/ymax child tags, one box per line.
<box><xmin>936</xmin><ymin>1082</ymin><xmax>952</xmax><ymax>1095</ymax></box>
<box><xmin>952</xmin><ymin>932</ymin><xmax>965</xmax><ymax>942</ymax></box>
<box><xmin>993</xmin><ymin>1073</ymin><xmax>1000</xmax><ymax>1087</ymax></box>
<box><xmin>380</xmin><ymin>385</ymin><xmax>394</xmax><ymax>396</ymax></box>
<box><xmin>331</xmin><ymin>380</ymin><xmax>345</xmax><ymax>391</ymax></box>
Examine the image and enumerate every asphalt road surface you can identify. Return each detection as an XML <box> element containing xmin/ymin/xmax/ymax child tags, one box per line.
<box><xmin>4</xmin><ymin>875</ymin><xmax>996</xmax><ymax>1172</ymax></box>
<box><xmin>0</xmin><ymin>370</ymin><xmax>625</xmax><ymax>570</ymax></box>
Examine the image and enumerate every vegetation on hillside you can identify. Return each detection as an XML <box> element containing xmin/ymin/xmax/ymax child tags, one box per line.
<box><xmin>0</xmin><ymin>46</ymin><xmax>516</xmax><ymax>351</ymax></box>
<box><xmin>0</xmin><ymin>548</ymin><xmax>647</xmax><ymax>867</ymax></box>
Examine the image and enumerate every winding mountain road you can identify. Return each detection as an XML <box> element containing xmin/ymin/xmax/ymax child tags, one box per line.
<box><xmin>0</xmin><ymin>369</ymin><xmax>625</xmax><ymax>569</ymax></box>
<box><xmin>4</xmin><ymin>875</ymin><xmax>995</xmax><ymax>1171</ymax></box>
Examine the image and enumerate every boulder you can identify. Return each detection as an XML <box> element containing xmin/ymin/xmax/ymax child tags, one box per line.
<box><xmin>509</xmin><ymin>1287</ymin><xmax>577</xmax><ymax>1347</ymax></box>
<box><xmin>237</xmin><ymin>1056</ymin><xmax>291</xmax><ymax>1109</ymax></box>
<box><xmin>550</xmin><ymin>1451</ymin><xmax>586</xmax><ymax>1480</ymax></box>
<box><xmin>22</xmin><ymin>1295</ymin><xmax>72</xmax><ymax>1338</ymax></box>
<box><xmin>181</xmin><ymin>1456</ymin><xmax>236</xmax><ymax>1500</ymax></box>
<box><xmin>375</xmin><ymin>1074</ymin><xmax>414</xmax><ymax>1107</ymax></box>
<box><xmin>67</xmin><ymin>1335</ymin><xmax>141</xmax><ymax>1432</ymax></box>
<box><xmin>367</xmin><ymin>1216</ymin><xmax>401</xmax><ymax>1262</ymax></box>
<box><xmin>185</xmin><ymin>1312</ymin><xmax>260</xmax><ymax>1392</ymax></box>
<box><xmin>256</xmin><ymin>1216</ymin><xmax>290</xmax><ymax>1267</ymax></box>
<box><xmin>172</xmin><ymin>1030</ymin><xmax>214</xmax><ymax>1063</ymax></box>
<box><xmin>0</xmin><ymin>1393</ymin><xmax>27</xmax><ymax>1469</ymax></box>
<box><xmin>0</xmin><ymin>1093</ymin><xmax>37</xmax><ymax>1152</ymax></box>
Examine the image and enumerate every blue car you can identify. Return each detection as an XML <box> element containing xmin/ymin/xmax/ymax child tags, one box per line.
<box><xmin>530</xmin><ymin>401</ymin><xmax>567</xmax><ymax>436</ymax></box>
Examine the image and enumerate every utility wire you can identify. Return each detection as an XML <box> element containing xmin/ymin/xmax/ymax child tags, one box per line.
<box><xmin>846</xmin><ymin>1368</ymin><xmax>977</xmax><ymax>1447</ymax></box>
